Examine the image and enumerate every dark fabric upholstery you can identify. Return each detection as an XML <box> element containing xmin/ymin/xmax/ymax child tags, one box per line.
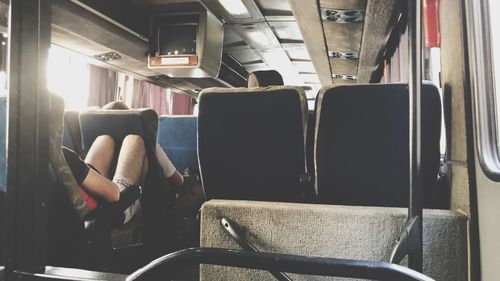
<box><xmin>157</xmin><ymin>115</ymin><xmax>198</xmax><ymax>172</ymax></box>
<box><xmin>247</xmin><ymin>70</ymin><xmax>284</xmax><ymax>87</ymax></box>
<box><xmin>80</xmin><ymin>109</ymin><xmax>158</xmax><ymax>154</ymax></box>
<box><xmin>315</xmin><ymin>83</ymin><xmax>442</xmax><ymax>207</ymax></box>
<box><xmin>198</xmin><ymin>87</ymin><xmax>308</xmax><ymax>202</ymax></box>
<box><xmin>63</xmin><ymin>111</ymin><xmax>84</xmax><ymax>156</ymax></box>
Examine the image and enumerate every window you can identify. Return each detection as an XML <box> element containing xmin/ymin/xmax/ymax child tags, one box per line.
<box><xmin>469</xmin><ymin>0</ymin><xmax>500</xmax><ymax>180</ymax></box>
<box><xmin>490</xmin><ymin>0</ymin><xmax>500</xmax><ymax>145</ymax></box>
<box><xmin>47</xmin><ymin>45</ymin><xmax>90</xmax><ymax>111</ymax></box>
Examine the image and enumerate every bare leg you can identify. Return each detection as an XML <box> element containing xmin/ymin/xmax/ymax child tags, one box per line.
<box><xmin>81</xmin><ymin>169</ymin><xmax>120</xmax><ymax>202</ymax></box>
<box><xmin>114</xmin><ymin>135</ymin><xmax>148</xmax><ymax>186</ymax></box>
<box><xmin>85</xmin><ymin>135</ymin><xmax>116</xmax><ymax>179</ymax></box>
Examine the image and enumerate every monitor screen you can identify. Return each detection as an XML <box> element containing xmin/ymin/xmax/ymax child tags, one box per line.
<box><xmin>158</xmin><ymin>24</ymin><xmax>197</xmax><ymax>56</ymax></box>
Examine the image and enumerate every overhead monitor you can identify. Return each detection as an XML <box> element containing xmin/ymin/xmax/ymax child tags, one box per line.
<box><xmin>148</xmin><ymin>3</ymin><xmax>223</xmax><ymax>78</ymax></box>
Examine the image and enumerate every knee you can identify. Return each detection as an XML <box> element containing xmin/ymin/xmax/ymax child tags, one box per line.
<box><xmin>123</xmin><ymin>135</ymin><xmax>145</xmax><ymax>150</ymax></box>
<box><xmin>94</xmin><ymin>135</ymin><xmax>115</xmax><ymax>149</ymax></box>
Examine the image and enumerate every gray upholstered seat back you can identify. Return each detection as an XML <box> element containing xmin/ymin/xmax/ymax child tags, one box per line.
<box><xmin>200</xmin><ymin>200</ymin><xmax>468</xmax><ymax>281</ymax></box>
<box><xmin>198</xmin><ymin>86</ymin><xmax>309</xmax><ymax>202</ymax></box>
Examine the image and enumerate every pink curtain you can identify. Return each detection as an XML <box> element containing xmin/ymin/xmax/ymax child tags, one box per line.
<box><xmin>171</xmin><ymin>91</ymin><xmax>194</xmax><ymax>115</ymax></box>
<box><xmin>132</xmin><ymin>80</ymin><xmax>169</xmax><ymax>115</ymax></box>
<box><xmin>131</xmin><ymin>80</ymin><xmax>194</xmax><ymax>116</ymax></box>
<box><xmin>87</xmin><ymin>64</ymin><xmax>118</xmax><ymax>107</ymax></box>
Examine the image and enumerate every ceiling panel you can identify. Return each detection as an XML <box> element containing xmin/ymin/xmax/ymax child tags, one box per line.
<box><xmin>255</xmin><ymin>0</ymin><xmax>292</xmax><ymax>14</ymax></box>
<box><xmin>203</xmin><ymin>0</ymin><xmax>321</xmax><ymax>91</ymax></box>
<box><xmin>244</xmin><ymin>62</ymin><xmax>268</xmax><ymax>72</ymax></box>
<box><xmin>299</xmin><ymin>73</ymin><xmax>320</xmax><ymax>84</ymax></box>
<box><xmin>292</xmin><ymin>61</ymin><xmax>316</xmax><ymax>73</ymax></box>
<box><xmin>330</xmin><ymin>58</ymin><xmax>358</xmax><ymax>75</ymax></box>
<box><xmin>268</xmin><ymin>21</ymin><xmax>303</xmax><ymax>41</ymax></box>
<box><xmin>319</xmin><ymin>0</ymin><xmax>366</xmax><ymax>9</ymax></box>
<box><xmin>223</xmin><ymin>26</ymin><xmax>244</xmax><ymax>45</ymax></box>
<box><xmin>283</xmin><ymin>44</ymin><xmax>311</xmax><ymax>61</ymax></box>
<box><xmin>226</xmin><ymin>46</ymin><xmax>263</xmax><ymax>64</ymax></box>
<box><xmin>323</xmin><ymin>22</ymin><xmax>363</xmax><ymax>53</ymax></box>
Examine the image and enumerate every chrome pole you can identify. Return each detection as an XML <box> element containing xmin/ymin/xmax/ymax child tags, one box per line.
<box><xmin>408</xmin><ymin>0</ymin><xmax>423</xmax><ymax>272</ymax></box>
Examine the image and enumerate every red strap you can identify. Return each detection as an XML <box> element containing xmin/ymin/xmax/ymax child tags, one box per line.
<box><xmin>79</xmin><ymin>188</ymin><xmax>98</xmax><ymax>211</ymax></box>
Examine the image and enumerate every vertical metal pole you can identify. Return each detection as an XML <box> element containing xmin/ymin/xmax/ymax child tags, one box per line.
<box><xmin>5</xmin><ymin>0</ymin><xmax>51</xmax><ymax>276</ymax></box>
<box><xmin>408</xmin><ymin>0</ymin><xmax>423</xmax><ymax>272</ymax></box>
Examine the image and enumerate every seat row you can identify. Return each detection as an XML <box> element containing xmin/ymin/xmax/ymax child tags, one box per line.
<box><xmin>196</xmin><ymin>83</ymin><xmax>443</xmax><ymax>208</ymax></box>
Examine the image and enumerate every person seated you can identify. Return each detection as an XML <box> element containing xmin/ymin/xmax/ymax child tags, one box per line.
<box><xmin>63</xmin><ymin>134</ymin><xmax>147</xmax><ymax>225</ymax></box>
<box><xmin>102</xmin><ymin>100</ymin><xmax>185</xmax><ymax>188</ymax></box>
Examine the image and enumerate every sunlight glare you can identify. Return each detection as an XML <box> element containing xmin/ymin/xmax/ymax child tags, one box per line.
<box><xmin>47</xmin><ymin>45</ymin><xmax>90</xmax><ymax>111</ymax></box>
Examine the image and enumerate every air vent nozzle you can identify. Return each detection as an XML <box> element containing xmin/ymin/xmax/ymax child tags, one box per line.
<box><xmin>321</xmin><ymin>8</ymin><xmax>364</xmax><ymax>23</ymax></box>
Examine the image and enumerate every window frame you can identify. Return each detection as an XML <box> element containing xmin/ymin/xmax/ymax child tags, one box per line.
<box><xmin>467</xmin><ymin>0</ymin><xmax>500</xmax><ymax>181</ymax></box>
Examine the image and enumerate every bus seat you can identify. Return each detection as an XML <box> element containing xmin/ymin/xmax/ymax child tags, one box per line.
<box><xmin>198</xmin><ymin>86</ymin><xmax>309</xmax><ymax>202</ymax></box>
<box><xmin>247</xmin><ymin>70</ymin><xmax>284</xmax><ymax>87</ymax></box>
<box><xmin>315</xmin><ymin>83</ymin><xmax>442</xmax><ymax>208</ymax></box>
<box><xmin>157</xmin><ymin>115</ymin><xmax>198</xmax><ymax>173</ymax></box>
<box><xmin>79</xmin><ymin>109</ymin><xmax>158</xmax><ymax>154</ymax></box>
<box><xmin>200</xmin><ymin>200</ymin><xmax>468</xmax><ymax>281</ymax></box>
<box><xmin>63</xmin><ymin>110</ymin><xmax>84</xmax><ymax>156</ymax></box>
<box><xmin>79</xmin><ymin>109</ymin><xmax>178</xmax><ymax>259</ymax></box>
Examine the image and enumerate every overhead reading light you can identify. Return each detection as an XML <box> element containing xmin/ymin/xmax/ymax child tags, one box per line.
<box><xmin>246</xmin><ymin>28</ymin><xmax>271</xmax><ymax>46</ymax></box>
<box><xmin>218</xmin><ymin>0</ymin><xmax>251</xmax><ymax>19</ymax></box>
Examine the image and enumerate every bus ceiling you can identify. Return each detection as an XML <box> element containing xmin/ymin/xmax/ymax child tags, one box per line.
<box><xmin>10</xmin><ymin>0</ymin><xmax>405</xmax><ymax>97</ymax></box>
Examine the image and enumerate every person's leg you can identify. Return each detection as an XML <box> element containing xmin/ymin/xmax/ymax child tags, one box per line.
<box><xmin>85</xmin><ymin>135</ymin><xmax>116</xmax><ymax>179</ymax></box>
<box><xmin>63</xmin><ymin>146</ymin><xmax>119</xmax><ymax>202</ymax></box>
<box><xmin>114</xmin><ymin>134</ymin><xmax>148</xmax><ymax>186</ymax></box>
<box><xmin>113</xmin><ymin>135</ymin><xmax>148</xmax><ymax>224</ymax></box>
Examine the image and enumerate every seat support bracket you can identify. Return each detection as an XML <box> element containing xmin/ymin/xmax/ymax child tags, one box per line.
<box><xmin>389</xmin><ymin>216</ymin><xmax>422</xmax><ymax>264</ymax></box>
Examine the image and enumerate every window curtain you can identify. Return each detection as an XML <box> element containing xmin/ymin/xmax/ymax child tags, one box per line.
<box><xmin>132</xmin><ymin>80</ymin><xmax>169</xmax><ymax>115</ymax></box>
<box><xmin>131</xmin><ymin>79</ymin><xmax>194</xmax><ymax>116</ymax></box>
<box><xmin>87</xmin><ymin>64</ymin><xmax>118</xmax><ymax>107</ymax></box>
<box><xmin>170</xmin><ymin>91</ymin><xmax>194</xmax><ymax>115</ymax></box>
<box><xmin>382</xmin><ymin>24</ymin><xmax>409</xmax><ymax>83</ymax></box>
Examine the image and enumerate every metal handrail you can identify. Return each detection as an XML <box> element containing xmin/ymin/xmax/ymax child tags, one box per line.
<box><xmin>127</xmin><ymin>247</ymin><xmax>435</xmax><ymax>281</ymax></box>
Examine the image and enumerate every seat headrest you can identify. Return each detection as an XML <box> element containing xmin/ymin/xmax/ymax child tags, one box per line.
<box><xmin>247</xmin><ymin>70</ymin><xmax>284</xmax><ymax>87</ymax></box>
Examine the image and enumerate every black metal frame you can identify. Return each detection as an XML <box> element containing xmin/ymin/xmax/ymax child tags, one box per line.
<box><xmin>4</xmin><ymin>0</ymin><xmax>51</xmax><ymax>278</ymax></box>
<box><xmin>390</xmin><ymin>0</ymin><xmax>424</xmax><ymax>272</ymax></box>
<box><xmin>126</xmin><ymin>248</ymin><xmax>435</xmax><ymax>281</ymax></box>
